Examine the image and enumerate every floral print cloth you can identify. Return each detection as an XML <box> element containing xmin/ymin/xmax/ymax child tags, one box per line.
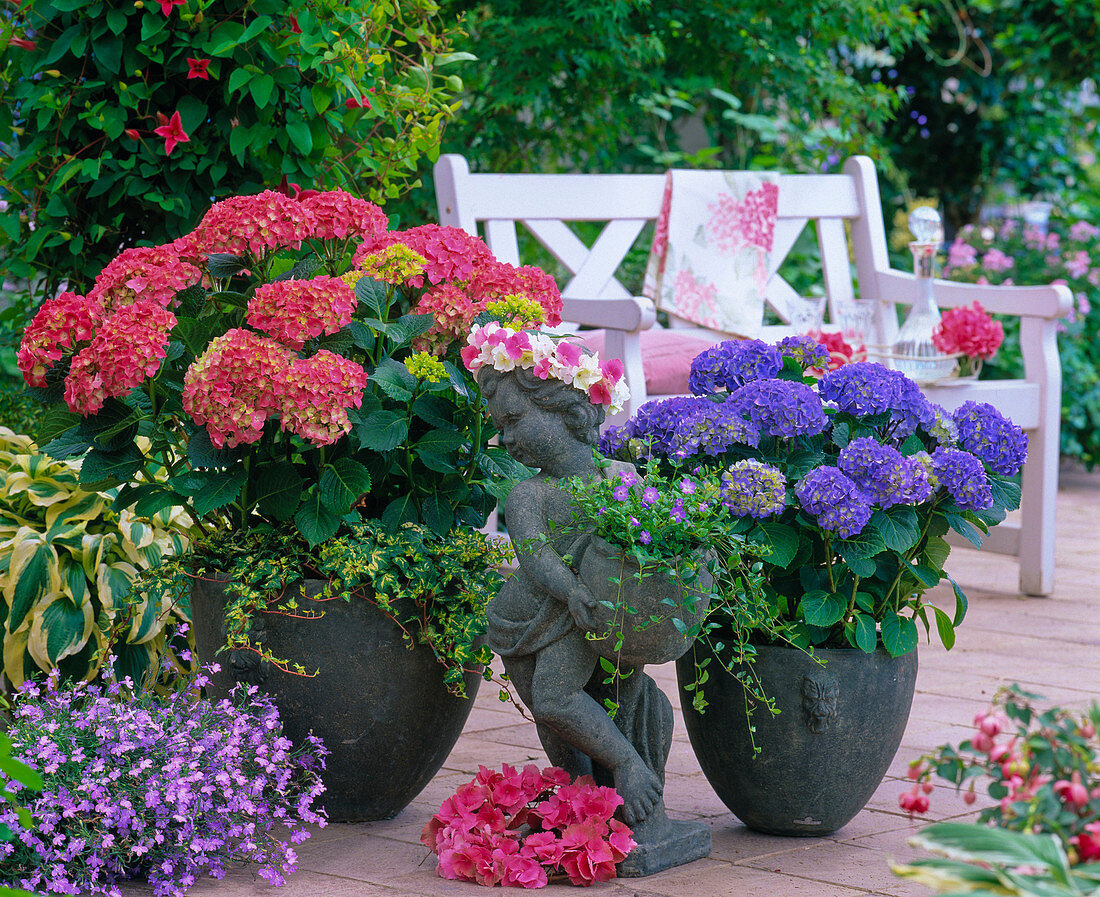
<box><xmin>644</xmin><ymin>169</ymin><xmax>780</xmax><ymax>337</ymax></box>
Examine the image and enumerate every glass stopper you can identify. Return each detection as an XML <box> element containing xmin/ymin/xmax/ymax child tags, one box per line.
<box><xmin>908</xmin><ymin>206</ymin><xmax>943</xmax><ymax>245</ymax></box>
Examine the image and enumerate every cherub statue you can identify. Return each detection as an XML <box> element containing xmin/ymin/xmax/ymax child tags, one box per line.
<box><xmin>463</xmin><ymin>324</ymin><xmax>711</xmax><ymax>876</ymax></box>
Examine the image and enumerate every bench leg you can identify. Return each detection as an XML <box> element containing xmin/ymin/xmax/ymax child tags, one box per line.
<box><xmin>1017</xmin><ymin>427</ymin><xmax>1058</xmax><ymax>596</ymax></box>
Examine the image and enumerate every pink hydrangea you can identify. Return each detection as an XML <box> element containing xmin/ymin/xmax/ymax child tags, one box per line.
<box><xmin>17</xmin><ymin>292</ymin><xmax>104</xmax><ymax>388</ymax></box>
<box><xmin>356</xmin><ymin>224</ymin><xmax>496</xmax><ymax>287</ymax></box>
<box><xmin>932</xmin><ymin>301</ymin><xmax>1004</xmax><ymax>360</ymax></box>
<box><xmin>468</xmin><ymin>261</ymin><xmax>563</xmax><ymax>327</ymax></box>
<box><xmin>63</xmin><ymin>299</ymin><xmax>177</xmax><ymax>415</ymax></box>
<box><xmin>297</xmin><ymin>190</ymin><xmax>388</xmax><ymax>242</ymax></box>
<box><xmin>980</xmin><ymin>248</ymin><xmax>1014</xmax><ymax>273</ymax></box>
<box><xmin>413</xmin><ymin>283</ymin><xmax>484</xmax><ymax>355</ymax></box>
<box><xmin>182</xmin><ymin>329</ymin><xmax>294</xmax><ymax>448</ymax></box>
<box><xmin>175</xmin><ymin>190</ymin><xmax>315</xmax><ymax>260</ymax></box>
<box><xmin>246</xmin><ymin>276</ymin><xmax>357</xmax><ymax>349</ymax></box>
<box><xmin>87</xmin><ymin>244</ymin><xmax>203</xmax><ymax>310</ymax></box>
<box><xmin>946</xmin><ymin>240</ymin><xmax>978</xmax><ymax>270</ymax></box>
<box><xmin>277</xmin><ymin>351</ymin><xmax>367</xmax><ymax>446</ymax></box>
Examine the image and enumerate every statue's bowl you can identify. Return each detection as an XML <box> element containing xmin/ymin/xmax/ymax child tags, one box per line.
<box><xmin>576</xmin><ymin>536</ymin><xmax>712</xmax><ymax>667</ymax></box>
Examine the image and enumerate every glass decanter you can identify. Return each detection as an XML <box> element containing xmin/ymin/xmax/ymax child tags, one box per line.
<box><xmin>891</xmin><ymin>207</ymin><xmax>956</xmax><ymax>383</ymax></box>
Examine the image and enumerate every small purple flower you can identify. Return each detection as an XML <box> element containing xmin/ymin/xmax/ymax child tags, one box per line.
<box><xmin>629</xmin><ymin>516</ymin><xmax>640</xmax><ymax>527</ymax></box>
<box><xmin>670</xmin><ymin>499</ymin><xmax>686</xmax><ymax>522</ymax></box>
<box><xmin>618</xmin><ymin>470</ymin><xmax>639</xmax><ymax>488</ymax></box>
<box><xmin>642</xmin><ymin>486</ymin><xmax>660</xmax><ymax>506</ymax></box>
<box><xmin>679</xmin><ymin>478</ymin><xmax>697</xmax><ymax>495</ymax></box>
<box><xmin>639</xmin><ymin>530</ymin><xmax>651</xmax><ymax>545</ymax></box>
<box><xmin>613</xmin><ymin>486</ymin><xmax>630</xmax><ymax>502</ymax></box>
<box><xmin>952</xmin><ymin>401</ymin><xmax>1028</xmax><ymax>476</ymax></box>
<box><xmin>932</xmin><ymin>447</ymin><xmax>993</xmax><ymax>510</ymax></box>
<box><xmin>688</xmin><ymin>339</ymin><xmax>783</xmax><ymax>394</ymax></box>
<box><xmin>794</xmin><ymin>466</ymin><xmax>873</xmax><ymax>538</ymax></box>
<box><xmin>727</xmin><ymin>378</ymin><xmax>829</xmax><ymax>439</ymax></box>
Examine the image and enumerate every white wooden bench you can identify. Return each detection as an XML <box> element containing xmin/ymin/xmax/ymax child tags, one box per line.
<box><xmin>435</xmin><ymin>154</ymin><xmax>1072</xmax><ymax>597</ymax></box>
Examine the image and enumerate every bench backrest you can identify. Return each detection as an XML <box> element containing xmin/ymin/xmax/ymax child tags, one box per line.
<box><xmin>434</xmin><ymin>154</ymin><xmax>890</xmax><ymax>334</ymax></box>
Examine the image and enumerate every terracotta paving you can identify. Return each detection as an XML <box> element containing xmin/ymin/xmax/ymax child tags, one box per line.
<box><xmin>139</xmin><ymin>469</ymin><xmax>1100</xmax><ymax>897</ymax></box>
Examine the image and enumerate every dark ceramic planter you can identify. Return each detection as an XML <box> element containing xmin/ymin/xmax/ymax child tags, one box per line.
<box><xmin>675</xmin><ymin>641</ymin><xmax>917</xmax><ymax>835</ymax></box>
<box><xmin>191</xmin><ymin>576</ymin><xmax>481</xmax><ymax>822</ymax></box>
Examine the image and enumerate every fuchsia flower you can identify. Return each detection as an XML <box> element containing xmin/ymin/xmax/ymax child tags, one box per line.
<box><xmin>153</xmin><ymin>110</ymin><xmax>190</xmax><ymax>156</ymax></box>
<box><xmin>187</xmin><ymin>58</ymin><xmax>211</xmax><ymax>80</ymax></box>
<box><xmin>158</xmin><ymin>0</ymin><xmax>184</xmax><ymax>13</ymax></box>
<box><xmin>932</xmin><ymin>301</ymin><xmax>1004</xmax><ymax>360</ymax></box>
<box><xmin>9</xmin><ymin>37</ymin><xmax>37</xmax><ymax>50</ymax></box>
<box><xmin>247</xmin><ymin>276</ymin><xmax>357</xmax><ymax>349</ymax></box>
<box><xmin>1074</xmin><ymin>822</ymin><xmax>1100</xmax><ymax>863</ymax></box>
<box><xmin>422</xmin><ymin>763</ymin><xmax>634</xmax><ymax>889</ymax></box>
<box><xmin>1054</xmin><ymin>772</ymin><xmax>1090</xmax><ymax>811</ymax></box>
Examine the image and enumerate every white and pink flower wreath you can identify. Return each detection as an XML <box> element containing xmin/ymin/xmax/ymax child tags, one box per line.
<box><xmin>461</xmin><ymin>322</ymin><xmax>630</xmax><ymax>416</ymax></box>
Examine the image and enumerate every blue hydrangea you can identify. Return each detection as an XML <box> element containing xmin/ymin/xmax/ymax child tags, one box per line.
<box><xmin>598</xmin><ymin>425</ymin><xmax>629</xmax><ymax>458</ymax></box>
<box><xmin>817</xmin><ymin>362</ymin><xmax>935</xmax><ymax>439</ymax></box>
<box><xmin>688</xmin><ymin>339</ymin><xmax>783</xmax><ymax>395</ymax></box>
<box><xmin>838</xmin><ymin>436</ymin><xmax>934</xmax><ymax>508</ymax></box>
<box><xmin>669</xmin><ymin>403</ymin><xmax>760</xmax><ymax>458</ymax></box>
<box><xmin>794</xmin><ymin>466</ymin><xmax>873</xmax><ymax>538</ymax></box>
<box><xmin>727</xmin><ymin>379</ymin><xmax>829</xmax><ymax>439</ymax></box>
<box><xmin>720</xmin><ymin>459</ymin><xmax>787</xmax><ymax>518</ymax></box>
<box><xmin>952</xmin><ymin>401</ymin><xmax>1028</xmax><ymax>476</ymax></box>
<box><xmin>931</xmin><ymin>447</ymin><xmax>993</xmax><ymax>510</ymax></box>
<box><xmin>621</xmin><ymin>396</ymin><xmax>714</xmax><ymax>457</ymax></box>
<box><xmin>777</xmin><ymin>334</ymin><xmax>830</xmax><ymax>370</ymax></box>
<box><xmin>927</xmin><ymin>404</ymin><xmax>957</xmax><ymax>447</ymax></box>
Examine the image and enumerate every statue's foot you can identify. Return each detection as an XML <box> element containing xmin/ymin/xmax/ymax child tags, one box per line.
<box><xmin>615</xmin><ymin>758</ymin><xmax>662</xmax><ymax>826</ymax></box>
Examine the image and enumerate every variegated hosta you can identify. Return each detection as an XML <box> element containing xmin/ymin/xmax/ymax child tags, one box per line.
<box><xmin>0</xmin><ymin>427</ymin><xmax>192</xmax><ymax>689</ymax></box>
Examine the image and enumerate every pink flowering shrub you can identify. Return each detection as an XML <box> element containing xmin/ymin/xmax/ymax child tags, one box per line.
<box><xmin>901</xmin><ymin>684</ymin><xmax>1100</xmax><ymax>865</ymax></box>
<box><xmin>941</xmin><ymin>216</ymin><xmax>1100</xmax><ymax>468</ymax></box>
<box><xmin>421</xmin><ymin>763</ymin><xmax>635</xmax><ymax>888</ymax></box>
<box><xmin>931</xmin><ymin>301</ymin><xmax>1004</xmax><ymax>362</ymax></box>
<box><xmin>19</xmin><ymin>187</ymin><xmax>571</xmax><ymax>553</ymax></box>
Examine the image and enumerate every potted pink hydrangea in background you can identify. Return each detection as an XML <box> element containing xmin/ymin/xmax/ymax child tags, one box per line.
<box><xmin>15</xmin><ymin>187</ymin><xmax>609</xmax><ymax>821</ymax></box>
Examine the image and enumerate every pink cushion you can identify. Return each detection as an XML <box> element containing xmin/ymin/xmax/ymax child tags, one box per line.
<box><xmin>577</xmin><ymin>329</ymin><xmax>721</xmax><ymax>396</ymax></box>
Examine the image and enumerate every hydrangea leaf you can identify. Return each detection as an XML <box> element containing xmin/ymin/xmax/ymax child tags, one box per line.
<box><xmin>880</xmin><ymin>612</ymin><xmax>918</xmax><ymax>657</ymax></box>
<box><xmin>871</xmin><ymin>507</ymin><xmax>921</xmax><ymax>553</ymax></box>
<box><xmin>747</xmin><ymin>521</ymin><xmax>799</xmax><ymax>568</ymax></box>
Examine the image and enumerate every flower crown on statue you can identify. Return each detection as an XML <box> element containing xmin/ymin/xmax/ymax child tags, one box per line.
<box><xmin>461</xmin><ymin>322</ymin><xmax>630</xmax><ymax>415</ymax></box>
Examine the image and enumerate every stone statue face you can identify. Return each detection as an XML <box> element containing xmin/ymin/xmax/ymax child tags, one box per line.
<box><xmin>485</xmin><ymin>377</ymin><xmax>575</xmax><ymax>471</ymax></box>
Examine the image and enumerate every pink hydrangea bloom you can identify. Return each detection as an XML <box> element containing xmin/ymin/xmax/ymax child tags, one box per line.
<box><xmin>946</xmin><ymin>240</ymin><xmax>978</xmax><ymax>270</ymax></box>
<box><xmin>297</xmin><ymin>190</ymin><xmax>388</xmax><ymax>242</ymax></box>
<box><xmin>63</xmin><ymin>299</ymin><xmax>177</xmax><ymax>414</ymax></box>
<box><xmin>357</xmin><ymin>224</ymin><xmax>496</xmax><ymax>287</ymax></box>
<box><xmin>277</xmin><ymin>351</ymin><xmax>367</xmax><ymax>446</ymax></box>
<box><xmin>931</xmin><ymin>301</ymin><xmax>1004</xmax><ymax>360</ymax></box>
<box><xmin>980</xmin><ymin>248</ymin><xmax>1014</xmax><ymax>273</ymax></box>
<box><xmin>175</xmin><ymin>190</ymin><xmax>315</xmax><ymax>260</ymax></box>
<box><xmin>1069</xmin><ymin>220</ymin><xmax>1099</xmax><ymax>242</ymax></box>
<box><xmin>17</xmin><ymin>291</ymin><xmax>103</xmax><ymax>387</ymax></box>
<box><xmin>87</xmin><ymin>244</ymin><xmax>203</xmax><ymax>310</ymax></box>
<box><xmin>467</xmin><ymin>261</ymin><xmax>563</xmax><ymax>327</ymax></box>
<box><xmin>246</xmin><ymin>276</ymin><xmax>357</xmax><ymax>349</ymax></box>
<box><xmin>182</xmin><ymin>329</ymin><xmax>294</xmax><ymax>448</ymax></box>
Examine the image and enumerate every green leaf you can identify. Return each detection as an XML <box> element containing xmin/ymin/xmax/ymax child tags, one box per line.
<box><xmin>186</xmin><ymin>427</ymin><xmax>239</xmax><ymax>469</ymax></box>
<box><xmin>412</xmin><ymin>395</ymin><xmax>455</xmax><ymax>428</ymax></box>
<box><xmin>910</xmin><ymin>562</ymin><xmax>941</xmax><ymax>588</ymax></box>
<box><xmin>356</xmin><ymin>411</ymin><xmax>409</xmax><ymax>452</ymax></box>
<box><xmin>747</xmin><ymin>521</ymin><xmax>799</xmax><ymax>567</ymax></box>
<box><xmin>239</xmin><ymin>14</ymin><xmax>273</xmax><ymax>42</ymax></box>
<box><xmin>285</xmin><ymin>119</ymin><xmax>313</xmax><ymax>155</ymax></box>
<box><xmin>948</xmin><ymin>575</ymin><xmax>968</xmax><ymax>626</ymax></box>
<box><xmin>40</xmin><ymin>596</ymin><xmax>87</xmax><ymax>664</ymax></box>
<box><xmin>945</xmin><ymin>510</ymin><xmax>984</xmax><ymax>548</ymax></box>
<box><xmin>421</xmin><ymin>493</ymin><xmax>452</xmax><ymax>535</ymax></box>
<box><xmin>871</xmin><ymin>507</ymin><xmax>921</xmax><ymax>553</ymax></box>
<box><xmin>931</xmin><ymin>605</ymin><xmax>956</xmax><ymax>650</ymax></box>
<box><xmin>386</xmin><ymin>313</ymin><xmax>436</xmax><ymax>348</ymax></box>
<box><xmin>319</xmin><ymin>459</ymin><xmax>372</xmax><ymax>512</ymax></box>
<box><xmin>255</xmin><ymin>463</ymin><xmax>303</xmax><ymax>521</ymax></box>
<box><xmin>191</xmin><ymin>468</ymin><xmax>247</xmax><ymax>517</ymax></box>
<box><xmin>381</xmin><ymin>494</ymin><xmax>418</xmax><ymax>528</ymax></box>
<box><xmin>800</xmin><ymin>590</ymin><xmax>847</xmax><ymax>627</ymax></box>
<box><xmin>853</xmin><ymin>612</ymin><xmax>877</xmax><ymax>652</ymax></box>
<box><xmin>989</xmin><ymin>476</ymin><xmax>1022</xmax><ymax>512</ymax></box>
<box><xmin>369</xmin><ymin>358</ymin><xmax>416</xmax><ymax>402</ymax></box>
<box><xmin>10</xmin><ymin>542</ymin><xmax>51</xmax><ymax>632</ymax></box>
<box><xmin>133</xmin><ymin>487</ymin><xmax>183</xmax><ymax>520</ymax></box>
<box><xmin>227</xmin><ymin>68</ymin><xmax>253</xmax><ymax>96</ymax></box>
<box><xmin>354</xmin><ymin>276</ymin><xmax>387</xmax><ymax>316</ymax></box>
<box><xmin>415</xmin><ymin>430</ymin><xmax>466</xmax><ymax>454</ymax></box>
<box><xmin>40</xmin><ymin>428</ymin><xmax>94</xmax><ymax>461</ymax></box>
<box><xmin>78</xmin><ymin>445</ymin><xmax>144</xmax><ymax>487</ymax></box>
<box><xmin>294</xmin><ymin>491</ymin><xmax>340</xmax><ymax>548</ymax></box>
<box><xmin>880</xmin><ymin>612</ymin><xmax>918</xmax><ymax>657</ymax></box>
<box><xmin>910</xmin><ymin>823</ymin><xmax>1071</xmax><ymax>875</ymax></box>
<box><xmin>836</xmin><ymin>527</ymin><xmax>887</xmax><ymax>560</ymax></box>
<box><xmin>249</xmin><ymin>74</ymin><xmax>276</xmax><ymax>107</ymax></box>
<box><xmin>206</xmin><ymin>253</ymin><xmax>248</xmax><ymax>277</ymax></box>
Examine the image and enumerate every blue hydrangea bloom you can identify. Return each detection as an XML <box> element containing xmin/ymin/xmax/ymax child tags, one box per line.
<box><xmin>720</xmin><ymin>459</ymin><xmax>787</xmax><ymax>518</ymax></box>
<box><xmin>952</xmin><ymin>401</ymin><xmax>1028</xmax><ymax>476</ymax></box>
<box><xmin>688</xmin><ymin>340</ymin><xmax>783</xmax><ymax>395</ymax></box>
<box><xmin>817</xmin><ymin>362</ymin><xmax>935</xmax><ymax>438</ymax></box>
<box><xmin>598</xmin><ymin>425</ymin><xmax>629</xmax><ymax>457</ymax></box>
<box><xmin>777</xmin><ymin>334</ymin><xmax>830</xmax><ymax>369</ymax></box>
<box><xmin>794</xmin><ymin>466</ymin><xmax>873</xmax><ymax>538</ymax></box>
<box><xmin>931</xmin><ymin>447</ymin><xmax>993</xmax><ymax>510</ymax></box>
<box><xmin>727</xmin><ymin>379</ymin><xmax>829</xmax><ymax>439</ymax></box>
<box><xmin>838</xmin><ymin>436</ymin><xmax>934</xmax><ymax>507</ymax></box>
<box><xmin>622</xmin><ymin>396</ymin><xmax>713</xmax><ymax>457</ymax></box>
<box><xmin>669</xmin><ymin>403</ymin><xmax>760</xmax><ymax>458</ymax></box>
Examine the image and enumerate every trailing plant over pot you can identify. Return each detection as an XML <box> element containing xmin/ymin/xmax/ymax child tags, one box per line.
<box><xmin>0</xmin><ymin>427</ymin><xmax>192</xmax><ymax>690</ymax></box>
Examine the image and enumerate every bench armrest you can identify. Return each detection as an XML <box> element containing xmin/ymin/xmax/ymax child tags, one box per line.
<box><xmin>560</xmin><ymin>295</ymin><xmax>657</xmax><ymax>332</ymax></box>
<box><xmin>873</xmin><ymin>270</ymin><xmax>1073</xmax><ymax>320</ymax></box>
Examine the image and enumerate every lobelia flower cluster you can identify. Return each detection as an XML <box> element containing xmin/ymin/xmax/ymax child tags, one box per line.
<box><xmin>901</xmin><ymin>684</ymin><xmax>1100</xmax><ymax>866</ymax></box>
<box><xmin>0</xmin><ymin>669</ymin><xmax>327</xmax><ymax>897</ymax></box>
<box><xmin>18</xmin><ymin>188</ymin><xmax>565</xmax><ymax>549</ymax></box>
<box><xmin>421</xmin><ymin>763</ymin><xmax>636</xmax><ymax>888</ymax></box>
<box><xmin>598</xmin><ymin>336</ymin><xmax>1027</xmax><ymax>659</ymax></box>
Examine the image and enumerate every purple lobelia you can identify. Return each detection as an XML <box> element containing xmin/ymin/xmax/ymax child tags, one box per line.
<box><xmin>0</xmin><ymin>669</ymin><xmax>327</xmax><ymax>897</ymax></box>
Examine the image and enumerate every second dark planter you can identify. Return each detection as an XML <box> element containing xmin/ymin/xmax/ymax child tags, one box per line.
<box><xmin>676</xmin><ymin>641</ymin><xmax>918</xmax><ymax>835</ymax></box>
<box><xmin>190</xmin><ymin>576</ymin><xmax>481</xmax><ymax>822</ymax></box>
